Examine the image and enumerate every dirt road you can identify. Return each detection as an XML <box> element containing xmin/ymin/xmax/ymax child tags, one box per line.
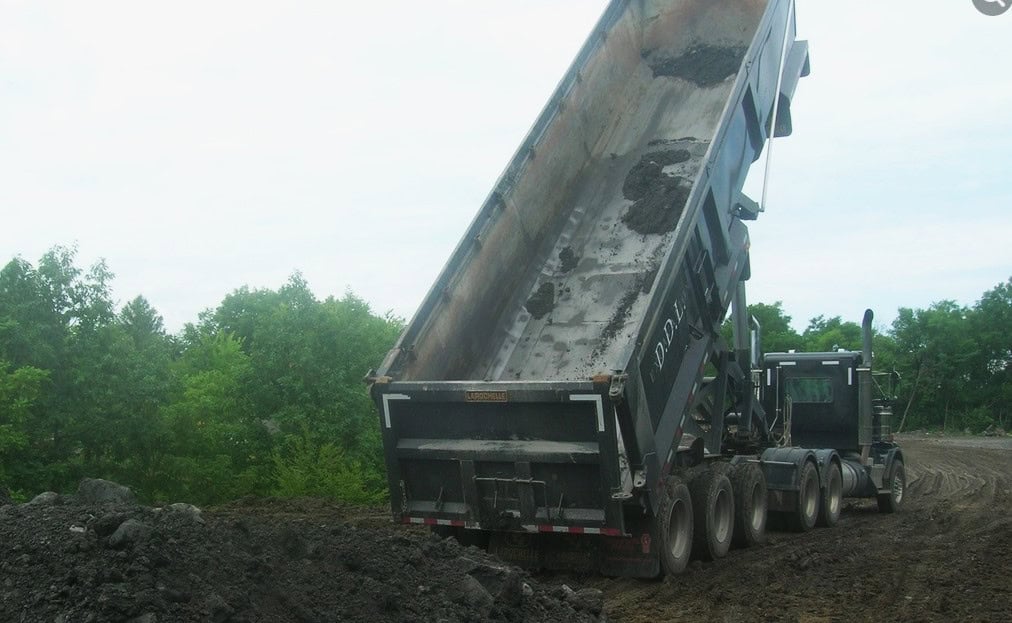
<box><xmin>568</xmin><ymin>436</ymin><xmax>1011</xmax><ymax>622</ymax></box>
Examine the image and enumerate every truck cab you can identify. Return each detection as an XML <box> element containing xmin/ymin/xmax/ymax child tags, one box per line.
<box><xmin>760</xmin><ymin>350</ymin><xmax>896</xmax><ymax>452</ymax></box>
<box><xmin>757</xmin><ymin>319</ymin><xmax>905</xmax><ymax>517</ymax></box>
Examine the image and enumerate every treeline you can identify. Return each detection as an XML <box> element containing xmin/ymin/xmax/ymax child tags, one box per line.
<box><xmin>0</xmin><ymin>247</ymin><xmax>401</xmax><ymax>504</ymax></box>
<box><xmin>1</xmin><ymin>247</ymin><xmax>1009</xmax><ymax>504</ymax></box>
<box><xmin>739</xmin><ymin>281</ymin><xmax>1011</xmax><ymax>433</ymax></box>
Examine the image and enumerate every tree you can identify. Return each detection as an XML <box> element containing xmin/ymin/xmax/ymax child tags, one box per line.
<box><xmin>891</xmin><ymin>302</ymin><xmax>977</xmax><ymax>431</ymax></box>
<box><xmin>801</xmin><ymin>315</ymin><xmax>863</xmax><ymax>353</ymax></box>
<box><xmin>0</xmin><ymin>361</ymin><xmax>47</xmax><ymax>487</ymax></box>
<box><xmin>721</xmin><ymin>301</ymin><xmax>802</xmax><ymax>354</ymax></box>
<box><xmin>969</xmin><ymin>278</ymin><xmax>1012</xmax><ymax>430</ymax></box>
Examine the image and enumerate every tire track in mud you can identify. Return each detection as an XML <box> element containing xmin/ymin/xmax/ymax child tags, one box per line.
<box><xmin>558</xmin><ymin>437</ymin><xmax>1012</xmax><ymax>623</ymax></box>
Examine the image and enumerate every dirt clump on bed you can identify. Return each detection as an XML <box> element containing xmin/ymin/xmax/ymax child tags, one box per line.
<box><xmin>621</xmin><ymin>150</ymin><xmax>692</xmax><ymax>235</ymax></box>
<box><xmin>648</xmin><ymin>44</ymin><xmax>748</xmax><ymax>87</ymax></box>
<box><xmin>525</xmin><ymin>282</ymin><xmax>556</xmax><ymax>319</ymax></box>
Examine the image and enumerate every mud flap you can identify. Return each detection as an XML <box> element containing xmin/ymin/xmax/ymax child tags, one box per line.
<box><xmin>488</xmin><ymin>532</ymin><xmax>600</xmax><ymax>573</ymax></box>
<box><xmin>489</xmin><ymin>529</ymin><xmax>657</xmax><ymax>577</ymax></box>
<box><xmin>542</xmin><ymin>534</ymin><xmax>598</xmax><ymax>572</ymax></box>
<box><xmin>599</xmin><ymin>509</ymin><xmax>660</xmax><ymax>578</ymax></box>
<box><xmin>488</xmin><ymin>532</ymin><xmax>542</xmax><ymax>570</ymax></box>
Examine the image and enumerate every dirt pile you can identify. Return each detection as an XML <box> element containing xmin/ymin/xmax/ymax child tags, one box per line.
<box><xmin>621</xmin><ymin>150</ymin><xmax>692</xmax><ymax>235</ymax></box>
<box><xmin>648</xmin><ymin>44</ymin><xmax>747</xmax><ymax>87</ymax></box>
<box><xmin>0</xmin><ymin>490</ymin><xmax>605</xmax><ymax>623</ymax></box>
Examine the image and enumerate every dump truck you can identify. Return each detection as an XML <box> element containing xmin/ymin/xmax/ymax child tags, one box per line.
<box><xmin>368</xmin><ymin>0</ymin><xmax>906</xmax><ymax>577</ymax></box>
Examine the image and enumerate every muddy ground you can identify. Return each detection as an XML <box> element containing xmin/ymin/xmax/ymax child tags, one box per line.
<box><xmin>575</xmin><ymin>435</ymin><xmax>1012</xmax><ymax>622</ymax></box>
<box><xmin>1</xmin><ymin>437</ymin><xmax>1008</xmax><ymax>622</ymax></box>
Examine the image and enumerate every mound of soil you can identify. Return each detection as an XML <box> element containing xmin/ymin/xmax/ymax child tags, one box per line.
<box><xmin>0</xmin><ymin>491</ymin><xmax>605</xmax><ymax>623</ymax></box>
<box><xmin>525</xmin><ymin>283</ymin><xmax>556</xmax><ymax>319</ymax></box>
<box><xmin>649</xmin><ymin>45</ymin><xmax>747</xmax><ymax>87</ymax></box>
<box><xmin>621</xmin><ymin>150</ymin><xmax>692</xmax><ymax>235</ymax></box>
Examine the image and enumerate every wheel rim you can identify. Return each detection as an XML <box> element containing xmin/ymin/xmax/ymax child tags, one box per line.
<box><xmin>749</xmin><ymin>482</ymin><xmax>765</xmax><ymax>532</ymax></box>
<box><xmin>828</xmin><ymin>470</ymin><xmax>842</xmax><ymax>517</ymax></box>
<box><xmin>802</xmin><ymin>473</ymin><xmax>818</xmax><ymax>520</ymax></box>
<box><xmin>667</xmin><ymin>498</ymin><xmax>690</xmax><ymax>558</ymax></box>
<box><xmin>713</xmin><ymin>488</ymin><xmax>732</xmax><ymax>543</ymax></box>
<box><xmin>892</xmin><ymin>466</ymin><xmax>905</xmax><ymax>504</ymax></box>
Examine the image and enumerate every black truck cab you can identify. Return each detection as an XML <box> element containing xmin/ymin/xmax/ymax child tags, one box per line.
<box><xmin>761</xmin><ymin>351</ymin><xmax>864</xmax><ymax>451</ymax></box>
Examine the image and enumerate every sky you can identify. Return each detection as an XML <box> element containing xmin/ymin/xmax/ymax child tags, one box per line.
<box><xmin>1</xmin><ymin>0</ymin><xmax>1009</xmax><ymax>334</ymax></box>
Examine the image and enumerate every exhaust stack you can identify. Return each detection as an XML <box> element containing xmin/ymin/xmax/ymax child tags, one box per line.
<box><xmin>861</xmin><ymin>309</ymin><xmax>874</xmax><ymax>367</ymax></box>
<box><xmin>858</xmin><ymin>309</ymin><xmax>874</xmax><ymax>461</ymax></box>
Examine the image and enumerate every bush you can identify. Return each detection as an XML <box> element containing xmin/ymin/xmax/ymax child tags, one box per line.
<box><xmin>958</xmin><ymin>407</ymin><xmax>994</xmax><ymax>434</ymax></box>
<box><xmin>272</xmin><ymin>433</ymin><xmax>386</xmax><ymax>505</ymax></box>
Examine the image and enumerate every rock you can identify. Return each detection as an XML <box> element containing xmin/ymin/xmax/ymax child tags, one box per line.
<box><xmin>449</xmin><ymin>574</ymin><xmax>494</xmax><ymax>611</ymax></box>
<box><xmin>127</xmin><ymin>615</ymin><xmax>158</xmax><ymax>623</ymax></box>
<box><xmin>108</xmin><ymin>519</ymin><xmax>152</xmax><ymax>549</ymax></box>
<box><xmin>77</xmin><ymin>478</ymin><xmax>136</xmax><ymax>505</ymax></box>
<box><xmin>167</xmin><ymin>503</ymin><xmax>205</xmax><ymax>524</ymax></box>
<box><xmin>467</xmin><ymin>562</ymin><xmax>525</xmax><ymax>607</ymax></box>
<box><xmin>27</xmin><ymin>491</ymin><xmax>60</xmax><ymax>506</ymax></box>
<box><xmin>92</xmin><ymin>512</ymin><xmax>130</xmax><ymax>537</ymax></box>
<box><xmin>568</xmin><ymin>587</ymin><xmax>604</xmax><ymax>614</ymax></box>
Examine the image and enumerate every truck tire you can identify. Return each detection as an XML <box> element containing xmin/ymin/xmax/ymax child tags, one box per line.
<box><xmin>730</xmin><ymin>463</ymin><xmax>767</xmax><ymax>548</ymax></box>
<box><xmin>877</xmin><ymin>458</ymin><xmax>906</xmax><ymax>513</ymax></box>
<box><xmin>688</xmin><ymin>469</ymin><xmax>734</xmax><ymax>561</ymax></box>
<box><xmin>817</xmin><ymin>462</ymin><xmax>843</xmax><ymax>527</ymax></box>
<box><xmin>658</xmin><ymin>477</ymin><xmax>694</xmax><ymax>576</ymax></box>
<box><xmin>785</xmin><ymin>460</ymin><xmax>820</xmax><ymax>533</ymax></box>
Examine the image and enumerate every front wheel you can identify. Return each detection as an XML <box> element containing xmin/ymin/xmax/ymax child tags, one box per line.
<box><xmin>877</xmin><ymin>458</ymin><xmax>906</xmax><ymax>513</ymax></box>
<box><xmin>659</xmin><ymin>477</ymin><xmax>694</xmax><ymax>575</ymax></box>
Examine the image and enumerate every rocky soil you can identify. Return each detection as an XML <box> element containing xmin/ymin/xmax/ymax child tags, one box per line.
<box><xmin>2</xmin><ymin>438</ymin><xmax>1008</xmax><ymax>622</ymax></box>
<box><xmin>0</xmin><ymin>483</ymin><xmax>603</xmax><ymax>623</ymax></box>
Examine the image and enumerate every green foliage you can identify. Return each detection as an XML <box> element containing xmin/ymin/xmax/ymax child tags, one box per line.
<box><xmin>272</xmin><ymin>431</ymin><xmax>386</xmax><ymax>504</ymax></box>
<box><xmin>801</xmin><ymin>315</ymin><xmax>863</xmax><ymax>352</ymax></box>
<box><xmin>0</xmin><ymin>361</ymin><xmax>47</xmax><ymax>482</ymax></box>
<box><xmin>720</xmin><ymin>300</ymin><xmax>803</xmax><ymax>353</ymax></box>
<box><xmin>0</xmin><ymin>248</ymin><xmax>402</xmax><ymax>505</ymax></box>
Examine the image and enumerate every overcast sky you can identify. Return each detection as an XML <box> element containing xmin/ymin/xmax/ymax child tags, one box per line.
<box><xmin>2</xmin><ymin>0</ymin><xmax>1010</xmax><ymax>333</ymax></box>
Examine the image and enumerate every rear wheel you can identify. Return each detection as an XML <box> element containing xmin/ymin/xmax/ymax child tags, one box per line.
<box><xmin>730</xmin><ymin>462</ymin><xmax>767</xmax><ymax>548</ymax></box>
<box><xmin>877</xmin><ymin>458</ymin><xmax>906</xmax><ymax>513</ymax></box>
<box><xmin>786</xmin><ymin>460</ymin><xmax>820</xmax><ymax>532</ymax></box>
<box><xmin>817</xmin><ymin>462</ymin><xmax>843</xmax><ymax>527</ymax></box>
<box><xmin>689</xmin><ymin>469</ymin><xmax>734</xmax><ymax>560</ymax></box>
<box><xmin>659</xmin><ymin>477</ymin><xmax>694</xmax><ymax>576</ymax></box>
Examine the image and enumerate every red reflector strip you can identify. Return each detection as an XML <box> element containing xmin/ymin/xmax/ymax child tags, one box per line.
<box><xmin>535</xmin><ymin>524</ymin><xmax>622</xmax><ymax>537</ymax></box>
<box><xmin>401</xmin><ymin>517</ymin><xmax>465</xmax><ymax>527</ymax></box>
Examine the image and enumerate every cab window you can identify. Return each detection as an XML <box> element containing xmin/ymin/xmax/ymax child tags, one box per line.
<box><xmin>785</xmin><ymin>377</ymin><xmax>833</xmax><ymax>403</ymax></box>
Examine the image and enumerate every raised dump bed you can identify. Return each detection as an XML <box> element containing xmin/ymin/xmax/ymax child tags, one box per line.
<box><xmin>371</xmin><ymin>0</ymin><xmax>809</xmax><ymax>571</ymax></box>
